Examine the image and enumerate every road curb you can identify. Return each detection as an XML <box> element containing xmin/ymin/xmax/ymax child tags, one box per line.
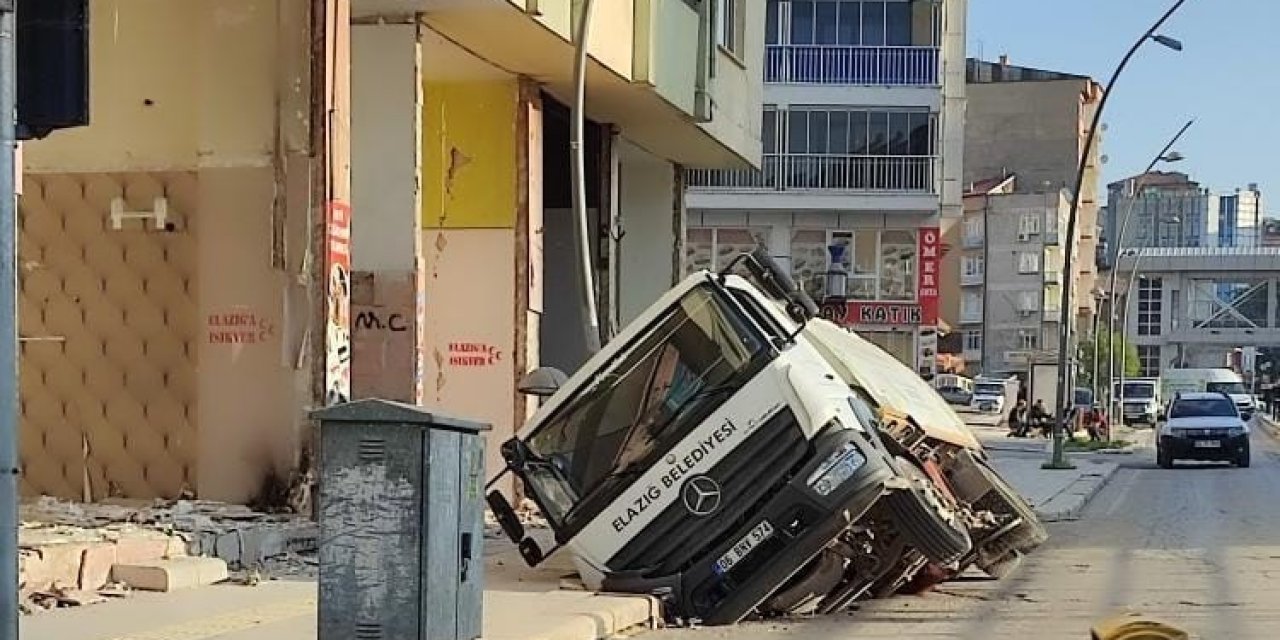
<box><xmin>1034</xmin><ymin>463</ymin><xmax>1120</xmax><ymax>523</ymax></box>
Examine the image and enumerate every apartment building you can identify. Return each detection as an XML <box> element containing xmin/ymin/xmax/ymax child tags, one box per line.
<box><xmin>953</xmin><ymin>178</ymin><xmax>1071</xmax><ymax>374</ymax></box>
<box><xmin>351</xmin><ymin>0</ymin><xmax>767</xmax><ymax>488</ymax></box>
<box><xmin>685</xmin><ymin>0</ymin><xmax>968</xmax><ymax>376</ymax></box>
<box><xmin>1219</xmin><ymin>185</ymin><xmax>1263</xmax><ymax>248</ymax></box>
<box><xmin>962</xmin><ymin>57</ymin><xmax>1103</xmax><ymax>334</ymax></box>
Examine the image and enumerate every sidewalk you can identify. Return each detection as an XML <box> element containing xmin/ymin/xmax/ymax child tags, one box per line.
<box><xmin>986</xmin><ymin>455</ymin><xmax>1119</xmax><ymax>523</ymax></box>
<box><xmin>20</xmin><ymin>528</ymin><xmax>659</xmax><ymax>640</ymax></box>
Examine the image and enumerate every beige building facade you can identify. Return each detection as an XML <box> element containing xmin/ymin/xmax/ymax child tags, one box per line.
<box><xmin>20</xmin><ymin>0</ymin><xmax>349</xmax><ymax>503</ymax></box>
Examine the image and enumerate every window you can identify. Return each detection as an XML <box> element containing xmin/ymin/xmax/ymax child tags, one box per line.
<box><xmin>1018</xmin><ymin>290</ymin><xmax>1040</xmax><ymax>313</ymax></box>
<box><xmin>1137</xmin><ymin>345</ymin><xmax>1161</xmax><ymax>377</ymax></box>
<box><xmin>964</xmin><ymin>330</ymin><xmax>982</xmax><ymax>352</ymax></box>
<box><xmin>962</xmin><ymin>255</ymin><xmax>984</xmax><ymax>277</ymax></box>
<box><xmin>879</xmin><ymin>230</ymin><xmax>916</xmax><ymax>301</ymax></box>
<box><xmin>963</xmin><ymin>217</ymin><xmax>984</xmax><ymax>247</ymax></box>
<box><xmin>1019</xmin><ymin>213</ymin><xmax>1041</xmax><ymax>236</ymax></box>
<box><xmin>684</xmin><ymin>227</ymin><xmax>769</xmax><ymax>274</ymax></box>
<box><xmin>1018</xmin><ymin>330</ymin><xmax>1038</xmax><ymax>351</ymax></box>
<box><xmin>778</xmin><ymin>108</ymin><xmax>935</xmax><ymax>158</ymax></box>
<box><xmin>1018</xmin><ymin>251</ymin><xmax>1041</xmax><ymax>274</ymax></box>
<box><xmin>785</xmin><ymin>1</ymin><xmax>916</xmax><ymax>46</ymax></box>
<box><xmin>523</xmin><ymin>284</ymin><xmax>771</xmax><ymax>530</ymax></box>
<box><xmin>1170</xmin><ymin>396</ymin><xmax>1238</xmax><ymax>418</ymax></box>
<box><xmin>962</xmin><ymin>291</ymin><xmax>983</xmax><ymax>322</ymax></box>
<box><xmin>791</xmin><ymin>229</ymin><xmax>881</xmax><ymax>300</ymax></box>
<box><xmin>1137</xmin><ymin>276</ymin><xmax>1162</xmax><ymax>336</ymax></box>
<box><xmin>716</xmin><ymin>0</ymin><xmax>745</xmax><ymax>55</ymax></box>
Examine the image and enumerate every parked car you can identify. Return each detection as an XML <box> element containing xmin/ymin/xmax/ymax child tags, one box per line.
<box><xmin>1157</xmin><ymin>391</ymin><xmax>1251</xmax><ymax>469</ymax></box>
<box><xmin>933</xmin><ymin>374</ymin><xmax>974</xmax><ymax>406</ymax></box>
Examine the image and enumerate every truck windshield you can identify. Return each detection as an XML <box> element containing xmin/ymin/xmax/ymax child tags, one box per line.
<box><xmin>1170</xmin><ymin>397</ymin><xmax>1237</xmax><ymax>418</ymax></box>
<box><xmin>1207</xmin><ymin>381</ymin><xmax>1247</xmax><ymax>395</ymax></box>
<box><xmin>523</xmin><ymin>284</ymin><xmax>770</xmax><ymax>532</ymax></box>
<box><xmin>975</xmin><ymin>384</ymin><xmax>1003</xmax><ymax>396</ymax></box>
<box><xmin>1119</xmin><ymin>383</ymin><xmax>1154</xmax><ymax>399</ymax></box>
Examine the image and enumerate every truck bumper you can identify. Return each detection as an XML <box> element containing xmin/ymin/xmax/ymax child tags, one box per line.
<box><xmin>600</xmin><ymin>428</ymin><xmax>895</xmax><ymax>625</ymax></box>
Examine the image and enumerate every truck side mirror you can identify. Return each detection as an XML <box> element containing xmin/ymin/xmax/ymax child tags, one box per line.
<box><xmin>486</xmin><ymin>490</ymin><xmax>525</xmax><ymax>543</ymax></box>
<box><xmin>517</xmin><ymin>367</ymin><xmax>567</xmax><ymax>397</ymax></box>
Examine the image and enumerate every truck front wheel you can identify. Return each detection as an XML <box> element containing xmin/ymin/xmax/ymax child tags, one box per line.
<box><xmin>884</xmin><ymin>457</ymin><xmax>972</xmax><ymax>566</ymax></box>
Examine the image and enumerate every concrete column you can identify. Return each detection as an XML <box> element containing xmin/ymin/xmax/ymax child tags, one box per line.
<box><xmin>350</xmin><ymin>21</ymin><xmax>424</xmax><ymax>403</ymax></box>
<box><xmin>618</xmin><ymin>140</ymin><xmax>680</xmax><ymax>325</ymax></box>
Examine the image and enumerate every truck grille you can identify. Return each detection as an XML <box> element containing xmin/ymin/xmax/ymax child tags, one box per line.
<box><xmin>606</xmin><ymin>409</ymin><xmax>809</xmax><ymax>576</ymax></box>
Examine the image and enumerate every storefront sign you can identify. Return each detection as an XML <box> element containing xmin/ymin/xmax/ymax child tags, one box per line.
<box><xmin>325</xmin><ymin>201</ymin><xmax>352</xmax><ymax>406</ymax></box>
<box><xmin>918</xmin><ymin>226</ymin><xmax>940</xmax><ymax>325</ymax></box>
<box><xmin>820</xmin><ymin>301</ymin><xmax>923</xmax><ymax>326</ymax></box>
<box><xmin>448</xmin><ymin>342</ymin><xmax>503</xmax><ymax>367</ymax></box>
<box><xmin>207</xmin><ymin>310</ymin><xmax>274</xmax><ymax>345</ymax></box>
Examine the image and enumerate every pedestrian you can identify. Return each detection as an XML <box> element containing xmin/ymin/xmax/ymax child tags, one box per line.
<box><xmin>1007</xmin><ymin>399</ymin><xmax>1028</xmax><ymax>437</ymax></box>
<box><xmin>1030</xmin><ymin>399</ymin><xmax>1050</xmax><ymax>437</ymax></box>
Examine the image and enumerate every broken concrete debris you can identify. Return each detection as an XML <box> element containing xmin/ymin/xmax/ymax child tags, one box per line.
<box><xmin>19</xmin><ymin>495</ymin><xmax>319</xmax><ymax>615</ymax></box>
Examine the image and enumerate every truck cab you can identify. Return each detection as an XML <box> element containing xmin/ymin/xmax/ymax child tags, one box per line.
<box><xmin>486</xmin><ymin>250</ymin><xmax>972</xmax><ymax>625</ymax></box>
<box><xmin>1114</xmin><ymin>378</ymin><xmax>1161</xmax><ymax>426</ymax></box>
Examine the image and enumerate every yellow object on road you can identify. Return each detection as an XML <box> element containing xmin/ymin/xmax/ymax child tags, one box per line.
<box><xmin>1091</xmin><ymin>613</ymin><xmax>1190</xmax><ymax>640</ymax></box>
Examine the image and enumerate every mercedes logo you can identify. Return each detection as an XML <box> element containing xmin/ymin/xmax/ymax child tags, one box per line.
<box><xmin>682</xmin><ymin>475</ymin><xmax>722</xmax><ymax>517</ymax></box>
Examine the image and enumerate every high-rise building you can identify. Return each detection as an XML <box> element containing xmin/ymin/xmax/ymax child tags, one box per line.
<box><xmin>685</xmin><ymin>0</ymin><xmax>968</xmax><ymax>377</ymax></box>
<box><xmin>1219</xmin><ymin>184</ymin><xmax>1263</xmax><ymax>248</ymax></box>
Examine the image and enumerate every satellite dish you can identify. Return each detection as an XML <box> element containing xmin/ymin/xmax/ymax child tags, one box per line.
<box><xmin>1100</xmin><ymin>155</ymin><xmax>1110</xmax><ymax>165</ymax></box>
<box><xmin>1100</xmin><ymin>123</ymin><xmax>1109</xmax><ymax>132</ymax></box>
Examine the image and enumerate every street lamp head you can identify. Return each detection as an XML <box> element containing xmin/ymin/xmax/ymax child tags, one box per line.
<box><xmin>1160</xmin><ymin>151</ymin><xmax>1186</xmax><ymax>163</ymax></box>
<box><xmin>1150</xmin><ymin>34</ymin><xmax>1184</xmax><ymax>51</ymax></box>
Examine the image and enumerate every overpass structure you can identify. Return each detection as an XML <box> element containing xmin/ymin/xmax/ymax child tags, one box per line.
<box><xmin>1113</xmin><ymin>248</ymin><xmax>1280</xmax><ymax>375</ymax></box>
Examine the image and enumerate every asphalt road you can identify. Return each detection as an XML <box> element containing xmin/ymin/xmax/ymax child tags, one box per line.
<box><xmin>651</xmin><ymin>426</ymin><xmax>1280</xmax><ymax>640</ymax></box>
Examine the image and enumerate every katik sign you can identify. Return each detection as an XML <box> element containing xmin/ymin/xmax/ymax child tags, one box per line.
<box><xmin>818</xmin><ymin>226</ymin><xmax>941</xmax><ymax>327</ymax></box>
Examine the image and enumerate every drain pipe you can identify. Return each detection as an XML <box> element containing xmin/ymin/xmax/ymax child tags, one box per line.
<box><xmin>571</xmin><ymin>0</ymin><xmax>602</xmax><ymax>354</ymax></box>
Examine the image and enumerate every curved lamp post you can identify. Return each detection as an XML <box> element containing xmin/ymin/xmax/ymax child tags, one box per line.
<box><xmin>1115</xmin><ymin>215</ymin><xmax>1182</xmax><ymax>421</ymax></box>
<box><xmin>1105</xmin><ymin>120</ymin><xmax>1194</xmax><ymax>422</ymax></box>
<box><xmin>1048</xmin><ymin>0</ymin><xmax>1189</xmax><ymax>469</ymax></box>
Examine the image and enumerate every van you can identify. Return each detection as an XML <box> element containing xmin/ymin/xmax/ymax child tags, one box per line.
<box><xmin>1161</xmin><ymin>368</ymin><xmax>1253</xmax><ymax>420</ymax></box>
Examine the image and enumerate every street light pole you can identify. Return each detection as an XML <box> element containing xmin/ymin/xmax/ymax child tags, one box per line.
<box><xmin>0</xmin><ymin>2</ymin><xmax>16</xmax><ymax>637</ymax></box>
<box><xmin>1048</xmin><ymin>0</ymin><xmax>1189</xmax><ymax>470</ymax></box>
<box><xmin>1105</xmin><ymin>119</ymin><xmax>1193</xmax><ymax>422</ymax></box>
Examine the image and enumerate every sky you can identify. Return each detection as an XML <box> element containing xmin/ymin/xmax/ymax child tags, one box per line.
<box><xmin>967</xmin><ymin>0</ymin><xmax>1280</xmax><ymax>206</ymax></box>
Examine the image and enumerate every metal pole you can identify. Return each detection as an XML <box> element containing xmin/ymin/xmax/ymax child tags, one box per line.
<box><xmin>1105</xmin><ymin>118</ymin><xmax>1193</xmax><ymax>425</ymax></box>
<box><xmin>1049</xmin><ymin>0</ymin><xmax>1189</xmax><ymax>469</ymax></box>
<box><xmin>571</xmin><ymin>0</ymin><xmax>602</xmax><ymax>354</ymax></box>
<box><xmin>1118</xmin><ymin>248</ymin><xmax>1148</xmax><ymax>416</ymax></box>
<box><xmin>0</xmin><ymin>0</ymin><xmax>16</xmax><ymax>635</ymax></box>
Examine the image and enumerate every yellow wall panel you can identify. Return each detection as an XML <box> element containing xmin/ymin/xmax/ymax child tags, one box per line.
<box><xmin>423</xmin><ymin>81</ymin><xmax>519</xmax><ymax>229</ymax></box>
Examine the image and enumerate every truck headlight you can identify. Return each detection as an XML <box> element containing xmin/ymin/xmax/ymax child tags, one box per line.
<box><xmin>1227</xmin><ymin>426</ymin><xmax>1247</xmax><ymax>437</ymax></box>
<box><xmin>807</xmin><ymin>442</ymin><xmax>867</xmax><ymax>496</ymax></box>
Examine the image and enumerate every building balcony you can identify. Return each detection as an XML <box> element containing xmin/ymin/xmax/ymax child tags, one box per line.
<box><xmin>961</xmin><ymin>308</ymin><xmax>983</xmax><ymax>324</ymax></box>
<box><xmin>687</xmin><ymin>154</ymin><xmax>937</xmax><ymax>194</ymax></box>
<box><xmin>961</xmin><ymin>272</ymin><xmax>983</xmax><ymax>286</ymax></box>
<box><xmin>962</xmin><ymin>234</ymin><xmax>983</xmax><ymax>249</ymax></box>
<box><xmin>764</xmin><ymin>45</ymin><xmax>941</xmax><ymax>86</ymax></box>
<box><xmin>1045</xmin><ymin>270</ymin><xmax>1062</xmax><ymax>285</ymax></box>
<box><xmin>963</xmin><ymin>348</ymin><xmax>982</xmax><ymax>361</ymax></box>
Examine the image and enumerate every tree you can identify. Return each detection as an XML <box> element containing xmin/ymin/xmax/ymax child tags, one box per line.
<box><xmin>1078</xmin><ymin>328</ymin><xmax>1139</xmax><ymax>395</ymax></box>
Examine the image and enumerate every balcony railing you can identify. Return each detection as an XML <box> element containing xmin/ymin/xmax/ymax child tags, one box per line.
<box><xmin>961</xmin><ymin>272</ymin><xmax>983</xmax><ymax>286</ymax></box>
<box><xmin>1045</xmin><ymin>270</ymin><xmax>1062</xmax><ymax>285</ymax></box>
<box><xmin>962</xmin><ymin>234</ymin><xmax>983</xmax><ymax>249</ymax></box>
<box><xmin>687</xmin><ymin>154</ymin><xmax>937</xmax><ymax>193</ymax></box>
<box><xmin>765</xmin><ymin>45</ymin><xmax>941</xmax><ymax>86</ymax></box>
<box><xmin>961</xmin><ymin>308</ymin><xmax>983</xmax><ymax>324</ymax></box>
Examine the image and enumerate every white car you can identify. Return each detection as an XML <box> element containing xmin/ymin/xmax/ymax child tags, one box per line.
<box><xmin>1157</xmin><ymin>392</ymin><xmax>1251</xmax><ymax>469</ymax></box>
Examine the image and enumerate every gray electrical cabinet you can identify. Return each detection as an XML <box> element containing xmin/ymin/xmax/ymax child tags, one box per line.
<box><xmin>313</xmin><ymin>399</ymin><xmax>490</xmax><ymax>640</ymax></box>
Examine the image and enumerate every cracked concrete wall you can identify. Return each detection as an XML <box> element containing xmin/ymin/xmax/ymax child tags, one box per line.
<box><xmin>20</xmin><ymin>0</ymin><xmax>318</xmax><ymax>502</ymax></box>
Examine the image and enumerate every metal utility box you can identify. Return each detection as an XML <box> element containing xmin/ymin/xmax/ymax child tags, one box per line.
<box><xmin>313</xmin><ymin>399</ymin><xmax>490</xmax><ymax>640</ymax></box>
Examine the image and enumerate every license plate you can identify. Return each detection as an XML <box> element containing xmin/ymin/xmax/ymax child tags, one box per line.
<box><xmin>714</xmin><ymin>520</ymin><xmax>775</xmax><ymax>575</ymax></box>
<box><xmin>1195</xmin><ymin>440</ymin><xmax>1221</xmax><ymax>448</ymax></box>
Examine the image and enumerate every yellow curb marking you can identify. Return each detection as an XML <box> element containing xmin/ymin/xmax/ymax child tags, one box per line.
<box><xmin>102</xmin><ymin>597</ymin><xmax>315</xmax><ymax>640</ymax></box>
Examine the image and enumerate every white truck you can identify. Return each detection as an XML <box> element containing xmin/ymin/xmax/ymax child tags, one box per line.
<box><xmin>1113</xmin><ymin>378</ymin><xmax>1161</xmax><ymax>426</ymax></box>
<box><xmin>1161</xmin><ymin>368</ymin><xmax>1254</xmax><ymax>421</ymax></box>
<box><xmin>486</xmin><ymin>250</ymin><xmax>1042</xmax><ymax>624</ymax></box>
<box><xmin>970</xmin><ymin>375</ymin><xmax>1019</xmax><ymax>420</ymax></box>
